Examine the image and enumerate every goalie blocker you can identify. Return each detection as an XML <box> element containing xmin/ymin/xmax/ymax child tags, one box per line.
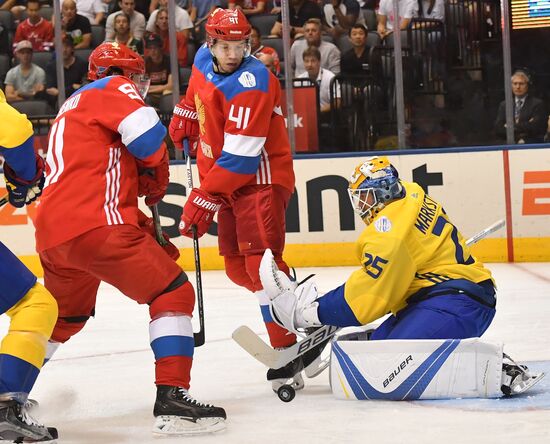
<box><xmin>330</xmin><ymin>336</ymin><xmax>544</xmax><ymax>400</ymax></box>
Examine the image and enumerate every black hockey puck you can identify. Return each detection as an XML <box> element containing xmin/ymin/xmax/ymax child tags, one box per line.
<box><xmin>277</xmin><ymin>384</ymin><xmax>295</xmax><ymax>402</ymax></box>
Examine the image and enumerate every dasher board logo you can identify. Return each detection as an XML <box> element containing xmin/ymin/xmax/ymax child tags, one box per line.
<box><xmin>238</xmin><ymin>72</ymin><xmax>256</xmax><ymax>88</ymax></box>
<box><xmin>375</xmin><ymin>216</ymin><xmax>392</xmax><ymax>233</ymax></box>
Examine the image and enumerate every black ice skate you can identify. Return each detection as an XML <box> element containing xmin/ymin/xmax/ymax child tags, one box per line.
<box><xmin>0</xmin><ymin>399</ymin><xmax>57</xmax><ymax>443</ymax></box>
<box><xmin>152</xmin><ymin>385</ymin><xmax>226</xmax><ymax>436</ymax></box>
<box><xmin>501</xmin><ymin>354</ymin><xmax>545</xmax><ymax>396</ymax></box>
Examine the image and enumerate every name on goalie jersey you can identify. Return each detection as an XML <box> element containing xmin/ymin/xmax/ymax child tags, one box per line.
<box><xmin>238</xmin><ymin>71</ymin><xmax>256</xmax><ymax>88</ymax></box>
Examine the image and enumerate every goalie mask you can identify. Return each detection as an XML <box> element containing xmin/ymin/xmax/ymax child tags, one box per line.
<box><xmin>348</xmin><ymin>156</ymin><xmax>404</xmax><ymax>225</ymax></box>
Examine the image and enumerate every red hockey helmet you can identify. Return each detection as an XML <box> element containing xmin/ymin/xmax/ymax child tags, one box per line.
<box><xmin>88</xmin><ymin>42</ymin><xmax>150</xmax><ymax>97</ymax></box>
<box><xmin>205</xmin><ymin>8</ymin><xmax>251</xmax><ymax>42</ymax></box>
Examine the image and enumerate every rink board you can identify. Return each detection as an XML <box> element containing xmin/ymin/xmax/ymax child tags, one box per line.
<box><xmin>1</xmin><ymin>146</ymin><xmax>549</xmax><ymax>275</ymax></box>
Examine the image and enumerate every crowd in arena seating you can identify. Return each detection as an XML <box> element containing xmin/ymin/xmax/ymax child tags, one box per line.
<box><xmin>1</xmin><ymin>0</ymin><xmax>549</xmax><ymax>152</ymax></box>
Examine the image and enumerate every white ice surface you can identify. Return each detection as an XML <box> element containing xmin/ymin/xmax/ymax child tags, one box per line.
<box><xmin>1</xmin><ymin>263</ymin><xmax>550</xmax><ymax>444</ymax></box>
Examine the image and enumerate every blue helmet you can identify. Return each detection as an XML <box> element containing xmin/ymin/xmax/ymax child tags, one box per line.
<box><xmin>347</xmin><ymin>156</ymin><xmax>404</xmax><ymax>224</ymax></box>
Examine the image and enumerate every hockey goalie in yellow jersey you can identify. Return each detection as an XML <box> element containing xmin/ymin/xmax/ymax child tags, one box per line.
<box><xmin>260</xmin><ymin>156</ymin><xmax>544</xmax><ymax>400</ymax></box>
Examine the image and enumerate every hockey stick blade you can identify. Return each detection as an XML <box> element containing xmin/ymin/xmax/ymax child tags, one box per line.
<box><xmin>232</xmin><ymin>324</ymin><xmax>339</xmax><ymax>369</ymax></box>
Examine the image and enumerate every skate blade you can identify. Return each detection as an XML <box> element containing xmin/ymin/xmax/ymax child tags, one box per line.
<box><xmin>152</xmin><ymin>415</ymin><xmax>226</xmax><ymax>436</ymax></box>
<box><xmin>510</xmin><ymin>372</ymin><xmax>545</xmax><ymax>396</ymax></box>
<box><xmin>304</xmin><ymin>356</ymin><xmax>330</xmax><ymax>378</ymax></box>
<box><xmin>271</xmin><ymin>373</ymin><xmax>304</xmax><ymax>393</ymax></box>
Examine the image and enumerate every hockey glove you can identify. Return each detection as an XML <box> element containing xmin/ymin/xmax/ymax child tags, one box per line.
<box><xmin>3</xmin><ymin>154</ymin><xmax>45</xmax><ymax>208</ymax></box>
<box><xmin>138</xmin><ymin>210</ymin><xmax>180</xmax><ymax>261</ymax></box>
<box><xmin>169</xmin><ymin>100</ymin><xmax>199</xmax><ymax>156</ymax></box>
<box><xmin>179</xmin><ymin>188</ymin><xmax>222</xmax><ymax>239</ymax></box>
<box><xmin>137</xmin><ymin>149</ymin><xmax>169</xmax><ymax>206</ymax></box>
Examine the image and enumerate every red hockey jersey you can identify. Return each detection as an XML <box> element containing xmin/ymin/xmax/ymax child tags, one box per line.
<box><xmin>184</xmin><ymin>44</ymin><xmax>294</xmax><ymax>199</ymax></box>
<box><xmin>35</xmin><ymin>76</ymin><xmax>167</xmax><ymax>252</ymax></box>
<box><xmin>13</xmin><ymin>18</ymin><xmax>54</xmax><ymax>51</ymax></box>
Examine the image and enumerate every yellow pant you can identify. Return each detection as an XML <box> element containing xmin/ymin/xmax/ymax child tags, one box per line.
<box><xmin>1</xmin><ymin>283</ymin><xmax>58</xmax><ymax>369</ymax></box>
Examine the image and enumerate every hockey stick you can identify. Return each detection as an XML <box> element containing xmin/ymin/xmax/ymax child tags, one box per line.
<box><xmin>232</xmin><ymin>218</ymin><xmax>507</xmax><ymax>369</ymax></box>
<box><xmin>0</xmin><ymin>194</ymin><xmax>8</xmax><ymax>208</ymax></box>
<box><xmin>184</xmin><ymin>140</ymin><xmax>205</xmax><ymax>347</ymax></box>
<box><xmin>149</xmin><ymin>204</ymin><xmax>168</xmax><ymax>246</ymax></box>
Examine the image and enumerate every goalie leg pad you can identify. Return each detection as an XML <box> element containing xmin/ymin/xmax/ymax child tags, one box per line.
<box><xmin>330</xmin><ymin>337</ymin><xmax>503</xmax><ymax>400</ymax></box>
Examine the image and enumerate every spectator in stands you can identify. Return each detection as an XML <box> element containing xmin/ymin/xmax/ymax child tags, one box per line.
<box><xmin>4</xmin><ymin>40</ymin><xmax>46</xmax><ymax>103</ymax></box>
<box><xmin>62</xmin><ymin>0</ymin><xmax>93</xmax><ymax>48</ymax></box>
<box><xmin>322</xmin><ymin>0</ymin><xmax>360</xmax><ymax>40</ymax></box>
<box><xmin>417</xmin><ymin>0</ymin><xmax>444</xmax><ymax>21</ymax></box>
<box><xmin>250</xmin><ymin>25</ymin><xmax>280</xmax><ymax>76</ymax></box>
<box><xmin>290</xmin><ymin>18</ymin><xmax>340</xmax><ymax>77</ymax></box>
<box><xmin>340</xmin><ymin>23</ymin><xmax>370</xmax><ymax>76</ymax></box>
<box><xmin>76</xmin><ymin>0</ymin><xmax>105</xmax><ymax>25</ymax></box>
<box><xmin>107</xmin><ymin>11</ymin><xmax>144</xmax><ymax>54</ymax></box>
<box><xmin>45</xmin><ymin>35</ymin><xmax>87</xmax><ymax>106</ymax></box>
<box><xmin>150</xmin><ymin>0</ymin><xmax>196</xmax><ymax>22</ymax></box>
<box><xmin>297</xmin><ymin>45</ymin><xmax>340</xmax><ymax>114</ymax></box>
<box><xmin>270</xmin><ymin>0</ymin><xmax>281</xmax><ymax>14</ymax></box>
<box><xmin>194</xmin><ymin>0</ymin><xmax>220</xmax><ymax>40</ymax></box>
<box><xmin>270</xmin><ymin>0</ymin><xmax>323</xmax><ymax>38</ymax></box>
<box><xmin>105</xmin><ymin>0</ymin><xmax>146</xmax><ymax>40</ymax></box>
<box><xmin>147</xmin><ymin>8</ymin><xmax>188</xmax><ymax>66</ymax></box>
<box><xmin>228</xmin><ymin>0</ymin><xmax>266</xmax><ymax>16</ymax></box>
<box><xmin>13</xmin><ymin>0</ymin><xmax>54</xmax><ymax>52</ymax></box>
<box><xmin>377</xmin><ymin>0</ymin><xmax>418</xmax><ymax>39</ymax></box>
<box><xmin>144</xmin><ymin>33</ymin><xmax>172</xmax><ymax>108</ymax></box>
<box><xmin>147</xmin><ymin>0</ymin><xmax>193</xmax><ymax>39</ymax></box>
<box><xmin>257</xmin><ymin>52</ymin><xmax>279</xmax><ymax>77</ymax></box>
<box><xmin>494</xmin><ymin>70</ymin><xmax>547</xmax><ymax>144</ymax></box>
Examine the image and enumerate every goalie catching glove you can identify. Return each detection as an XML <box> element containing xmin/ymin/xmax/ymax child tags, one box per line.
<box><xmin>3</xmin><ymin>153</ymin><xmax>45</xmax><ymax>208</ymax></box>
<box><xmin>169</xmin><ymin>100</ymin><xmax>199</xmax><ymax>157</ymax></box>
<box><xmin>179</xmin><ymin>188</ymin><xmax>222</xmax><ymax>239</ymax></box>
<box><xmin>260</xmin><ymin>248</ymin><xmax>322</xmax><ymax>333</ymax></box>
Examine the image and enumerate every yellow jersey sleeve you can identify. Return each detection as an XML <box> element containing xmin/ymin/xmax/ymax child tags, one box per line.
<box><xmin>0</xmin><ymin>89</ymin><xmax>34</xmax><ymax>149</ymax></box>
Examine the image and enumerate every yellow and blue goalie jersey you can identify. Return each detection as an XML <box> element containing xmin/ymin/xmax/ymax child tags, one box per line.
<box><xmin>0</xmin><ymin>89</ymin><xmax>36</xmax><ymax>180</ymax></box>
<box><xmin>317</xmin><ymin>181</ymin><xmax>495</xmax><ymax>326</ymax></box>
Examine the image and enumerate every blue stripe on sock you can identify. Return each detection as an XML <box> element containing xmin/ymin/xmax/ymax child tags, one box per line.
<box><xmin>150</xmin><ymin>335</ymin><xmax>194</xmax><ymax>360</ymax></box>
<box><xmin>0</xmin><ymin>354</ymin><xmax>39</xmax><ymax>394</ymax></box>
<box><xmin>260</xmin><ymin>305</ymin><xmax>273</xmax><ymax>323</ymax></box>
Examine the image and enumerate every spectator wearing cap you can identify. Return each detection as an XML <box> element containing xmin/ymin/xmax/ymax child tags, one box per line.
<box><xmin>297</xmin><ymin>45</ymin><xmax>341</xmax><ymax>114</ymax></box>
<box><xmin>144</xmin><ymin>33</ymin><xmax>172</xmax><ymax>109</ymax></box>
<box><xmin>4</xmin><ymin>40</ymin><xmax>46</xmax><ymax>103</ymax></box>
<box><xmin>76</xmin><ymin>0</ymin><xmax>105</xmax><ymax>25</ymax></box>
<box><xmin>289</xmin><ymin>18</ymin><xmax>340</xmax><ymax>77</ymax></box>
<box><xmin>147</xmin><ymin>0</ymin><xmax>193</xmax><ymax>39</ymax></box>
<box><xmin>106</xmin><ymin>0</ymin><xmax>146</xmax><ymax>40</ymax></box>
<box><xmin>228</xmin><ymin>0</ymin><xmax>266</xmax><ymax>16</ymax></box>
<box><xmin>13</xmin><ymin>0</ymin><xmax>54</xmax><ymax>52</ymax></box>
<box><xmin>270</xmin><ymin>0</ymin><xmax>323</xmax><ymax>38</ymax></box>
<box><xmin>107</xmin><ymin>12</ymin><xmax>144</xmax><ymax>54</ymax></box>
<box><xmin>147</xmin><ymin>8</ymin><xmax>188</xmax><ymax>66</ymax></box>
<box><xmin>149</xmin><ymin>0</ymin><xmax>197</xmax><ymax>23</ymax></box>
<box><xmin>340</xmin><ymin>24</ymin><xmax>371</xmax><ymax>76</ymax></box>
<box><xmin>45</xmin><ymin>36</ymin><xmax>88</xmax><ymax>107</ymax></box>
<box><xmin>322</xmin><ymin>0</ymin><xmax>360</xmax><ymax>40</ymax></box>
<box><xmin>250</xmin><ymin>26</ymin><xmax>280</xmax><ymax>76</ymax></box>
<box><xmin>61</xmin><ymin>0</ymin><xmax>92</xmax><ymax>48</ymax></box>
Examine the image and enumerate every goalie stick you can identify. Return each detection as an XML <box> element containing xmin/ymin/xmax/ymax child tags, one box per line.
<box><xmin>0</xmin><ymin>194</ymin><xmax>8</xmax><ymax>208</ymax></box>
<box><xmin>232</xmin><ymin>219</ymin><xmax>506</xmax><ymax>369</ymax></box>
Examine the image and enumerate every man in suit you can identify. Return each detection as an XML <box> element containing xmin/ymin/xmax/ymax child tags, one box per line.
<box><xmin>494</xmin><ymin>70</ymin><xmax>547</xmax><ymax>144</ymax></box>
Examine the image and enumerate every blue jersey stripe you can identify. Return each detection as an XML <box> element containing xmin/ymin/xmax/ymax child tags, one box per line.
<box><xmin>150</xmin><ymin>335</ymin><xmax>194</xmax><ymax>360</ymax></box>
<box><xmin>0</xmin><ymin>135</ymin><xmax>36</xmax><ymax>180</ymax></box>
<box><xmin>317</xmin><ymin>284</ymin><xmax>362</xmax><ymax>327</ymax></box>
<box><xmin>217</xmin><ymin>151</ymin><xmax>260</xmax><ymax>175</ymax></box>
<box><xmin>0</xmin><ymin>354</ymin><xmax>40</xmax><ymax>394</ymax></box>
<box><xmin>260</xmin><ymin>305</ymin><xmax>273</xmax><ymax>323</ymax></box>
<box><xmin>0</xmin><ymin>242</ymin><xmax>37</xmax><ymax>314</ymax></box>
<box><xmin>126</xmin><ymin>120</ymin><xmax>167</xmax><ymax>159</ymax></box>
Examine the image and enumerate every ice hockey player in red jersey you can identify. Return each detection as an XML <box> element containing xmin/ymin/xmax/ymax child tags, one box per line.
<box><xmin>34</xmin><ymin>42</ymin><xmax>226</xmax><ymax>435</ymax></box>
<box><xmin>169</xmin><ymin>8</ymin><xmax>321</xmax><ymax>393</ymax></box>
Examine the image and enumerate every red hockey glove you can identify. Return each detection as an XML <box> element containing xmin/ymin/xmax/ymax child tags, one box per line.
<box><xmin>169</xmin><ymin>101</ymin><xmax>199</xmax><ymax>156</ymax></box>
<box><xmin>3</xmin><ymin>153</ymin><xmax>45</xmax><ymax>208</ymax></box>
<box><xmin>179</xmin><ymin>188</ymin><xmax>222</xmax><ymax>239</ymax></box>
<box><xmin>137</xmin><ymin>149</ymin><xmax>169</xmax><ymax>206</ymax></box>
<box><xmin>138</xmin><ymin>210</ymin><xmax>180</xmax><ymax>260</ymax></box>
